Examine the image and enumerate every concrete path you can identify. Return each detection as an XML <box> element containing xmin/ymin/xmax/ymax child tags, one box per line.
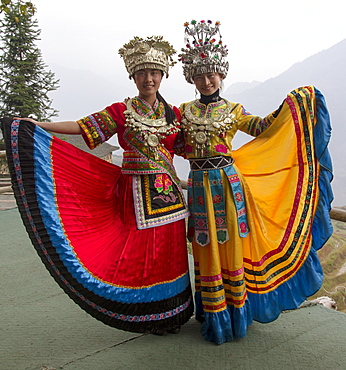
<box><xmin>1</xmin><ymin>207</ymin><xmax>346</xmax><ymax>370</ymax></box>
<box><xmin>0</xmin><ymin>176</ymin><xmax>16</xmax><ymax>211</ymax></box>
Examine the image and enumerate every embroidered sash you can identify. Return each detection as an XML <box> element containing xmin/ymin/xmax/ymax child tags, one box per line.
<box><xmin>188</xmin><ymin>163</ymin><xmax>249</xmax><ymax>246</ymax></box>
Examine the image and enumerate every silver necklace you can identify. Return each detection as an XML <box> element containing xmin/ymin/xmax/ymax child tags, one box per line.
<box><xmin>124</xmin><ymin>98</ymin><xmax>179</xmax><ymax>156</ymax></box>
<box><xmin>181</xmin><ymin>99</ymin><xmax>237</xmax><ymax>155</ymax></box>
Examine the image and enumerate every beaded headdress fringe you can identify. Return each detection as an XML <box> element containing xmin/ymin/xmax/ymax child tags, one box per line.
<box><xmin>179</xmin><ymin>20</ymin><xmax>229</xmax><ymax>83</ymax></box>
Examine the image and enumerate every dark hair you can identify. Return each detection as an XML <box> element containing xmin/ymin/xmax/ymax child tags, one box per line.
<box><xmin>156</xmin><ymin>91</ymin><xmax>176</xmax><ymax>124</ymax></box>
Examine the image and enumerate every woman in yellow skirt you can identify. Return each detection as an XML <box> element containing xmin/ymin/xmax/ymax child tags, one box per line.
<box><xmin>177</xmin><ymin>20</ymin><xmax>333</xmax><ymax>344</ymax></box>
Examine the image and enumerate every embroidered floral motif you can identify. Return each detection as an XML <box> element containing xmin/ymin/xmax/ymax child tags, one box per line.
<box><xmin>212</xmin><ymin>194</ymin><xmax>222</xmax><ymax>204</ymax></box>
<box><xmin>197</xmin><ymin>219</ymin><xmax>206</xmax><ymax>227</ymax></box>
<box><xmin>235</xmin><ymin>192</ymin><xmax>243</xmax><ymax>202</ymax></box>
<box><xmin>240</xmin><ymin>222</ymin><xmax>248</xmax><ymax>233</ymax></box>
<box><xmin>211</xmin><ymin>178</ymin><xmax>222</xmax><ymax>186</ymax></box>
<box><xmin>154</xmin><ymin>174</ymin><xmax>173</xmax><ymax>195</ymax></box>
<box><xmin>217</xmin><ymin>230</ymin><xmax>227</xmax><ymax>243</ymax></box>
<box><xmin>197</xmin><ymin>232</ymin><xmax>208</xmax><ymax>245</ymax></box>
<box><xmin>188</xmin><ymin>196</ymin><xmax>193</xmax><ymax>205</ymax></box>
<box><xmin>214</xmin><ymin>144</ymin><xmax>228</xmax><ymax>154</ymax></box>
<box><xmin>197</xmin><ymin>195</ymin><xmax>204</xmax><ymax>206</ymax></box>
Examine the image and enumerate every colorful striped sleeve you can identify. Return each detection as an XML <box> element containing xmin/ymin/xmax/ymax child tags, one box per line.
<box><xmin>77</xmin><ymin>109</ymin><xmax>117</xmax><ymax>149</ymax></box>
<box><xmin>236</xmin><ymin>104</ymin><xmax>275</xmax><ymax>137</ymax></box>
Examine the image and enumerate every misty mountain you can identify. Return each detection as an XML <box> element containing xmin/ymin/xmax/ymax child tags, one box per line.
<box><xmin>224</xmin><ymin>81</ymin><xmax>262</xmax><ymax>95</ymax></box>
<box><xmin>224</xmin><ymin>39</ymin><xmax>346</xmax><ymax>206</ymax></box>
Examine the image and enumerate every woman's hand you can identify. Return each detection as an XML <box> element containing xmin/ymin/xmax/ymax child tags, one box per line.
<box><xmin>13</xmin><ymin>117</ymin><xmax>38</xmax><ymax>125</ymax></box>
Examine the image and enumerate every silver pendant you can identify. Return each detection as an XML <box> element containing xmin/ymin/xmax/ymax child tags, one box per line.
<box><xmin>195</xmin><ymin>131</ymin><xmax>207</xmax><ymax>144</ymax></box>
<box><xmin>147</xmin><ymin>134</ymin><xmax>159</xmax><ymax>147</ymax></box>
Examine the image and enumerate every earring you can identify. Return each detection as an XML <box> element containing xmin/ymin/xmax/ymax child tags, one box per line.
<box><xmin>195</xmin><ymin>88</ymin><xmax>199</xmax><ymax>99</ymax></box>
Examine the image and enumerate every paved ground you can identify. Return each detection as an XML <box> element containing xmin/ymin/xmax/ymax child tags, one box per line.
<box><xmin>0</xmin><ymin>191</ymin><xmax>16</xmax><ymax>210</ymax></box>
<box><xmin>0</xmin><ymin>176</ymin><xmax>16</xmax><ymax>211</ymax></box>
<box><xmin>1</xmin><ymin>207</ymin><xmax>346</xmax><ymax>370</ymax></box>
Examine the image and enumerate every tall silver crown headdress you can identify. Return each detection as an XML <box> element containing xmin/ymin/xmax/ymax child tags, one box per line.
<box><xmin>118</xmin><ymin>36</ymin><xmax>176</xmax><ymax>79</ymax></box>
<box><xmin>178</xmin><ymin>20</ymin><xmax>229</xmax><ymax>84</ymax></box>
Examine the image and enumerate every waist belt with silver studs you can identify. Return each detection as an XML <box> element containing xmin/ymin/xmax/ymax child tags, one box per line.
<box><xmin>189</xmin><ymin>156</ymin><xmax>234</xmax><ymax>171</ymax></box>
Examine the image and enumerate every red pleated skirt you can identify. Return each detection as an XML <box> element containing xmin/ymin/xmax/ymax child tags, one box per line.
<box><xmin>1</xmin><ymin>117</ymin><xmax>193</xmax><ymax>333</ymax></box>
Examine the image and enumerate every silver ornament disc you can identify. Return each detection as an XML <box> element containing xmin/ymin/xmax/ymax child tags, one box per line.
<box><xmin>147</xmin><ymin>134</ymin><xmax>159</xmax><ymax>147</ymax></box>
<box><xmin>195</xmin><ymin>131</ymin><xmax>207</xmax><ymax>144</ymax></box>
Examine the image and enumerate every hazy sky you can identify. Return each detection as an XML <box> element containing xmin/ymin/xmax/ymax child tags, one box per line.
<box><xmin>32</xmin><ymin>0</ymin><xmax>346</xmax><ymax>89</ymax></box>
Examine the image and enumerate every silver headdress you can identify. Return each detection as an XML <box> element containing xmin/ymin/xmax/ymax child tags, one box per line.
<box><xmin>178</xmin><ymin>20</ymin><xmax>229</xmax><ymax>84</ymax></box>
<box><xmin>118</xmin><ymin>36</ymin><xmax>176</xmax><ymax>79</ymax></box>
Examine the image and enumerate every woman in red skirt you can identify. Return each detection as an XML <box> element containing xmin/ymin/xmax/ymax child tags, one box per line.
<box><xmin>1</xmin><ymin>35</ymin><xmax>193</xmax><ymax>335</ymax></box>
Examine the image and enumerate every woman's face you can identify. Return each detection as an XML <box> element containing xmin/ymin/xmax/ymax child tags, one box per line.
<box><xmin>133</xmin><ymin>68</ymin><xmax>163</xmax><ymax>101</ymax></box>
<box><xmin>193</xmin><ymin>72</ymin><xmax>223</xmax><ymax>96</ymax></box>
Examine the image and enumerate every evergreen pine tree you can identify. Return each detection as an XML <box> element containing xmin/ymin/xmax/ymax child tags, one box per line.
<box><xmin>0</xmin><ymin>0</ymin><xmax>59</xmax><ymax>120</ymax></box>
<box><xmin>1</xmin><ymin>1</ymin><xmax>35</xmax><ymax>16</ymax></box>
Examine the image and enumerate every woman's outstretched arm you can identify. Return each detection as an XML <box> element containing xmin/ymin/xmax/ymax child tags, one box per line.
<box><xmin>13</xmin><ymin>117</ymin><xmax>82</xmax><ymax>134</ymax></box>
